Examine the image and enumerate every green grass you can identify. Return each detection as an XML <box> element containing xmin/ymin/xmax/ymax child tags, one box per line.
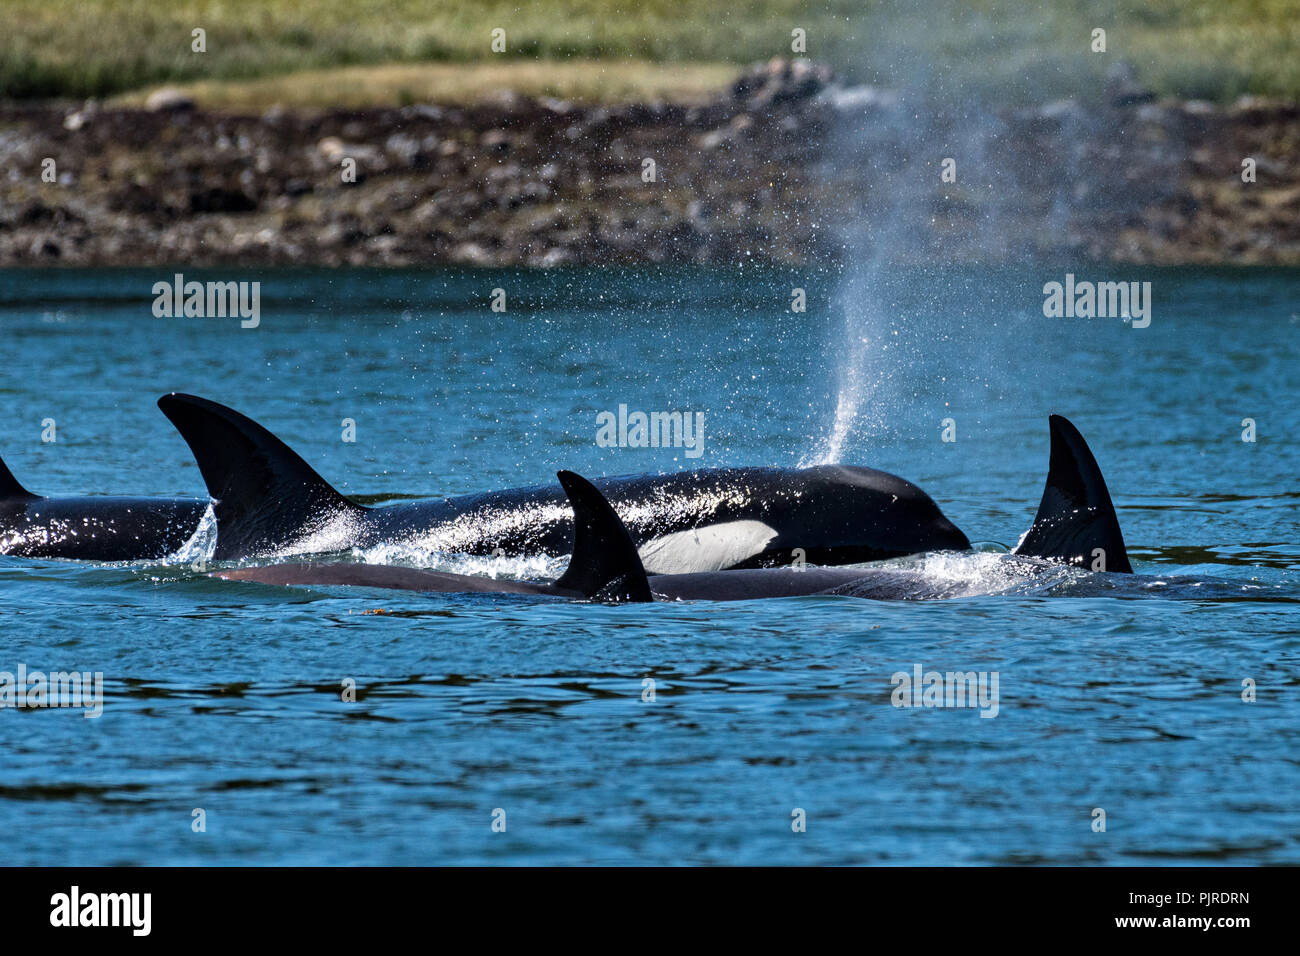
<box><xmin>1</xmin><ymin>0</ymin><xmax>1297</xmax><ymax>103</ymax></box>
<box><xmin>108</xmin><ymin>60</ymin><xmax>741</xmax><ymax>109</ymax></box>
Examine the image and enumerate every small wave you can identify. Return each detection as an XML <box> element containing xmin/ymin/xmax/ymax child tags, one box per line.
<box><xmin>262</xmin><ymin>508</ymin><xmax>371</xmax><ymax>560</ymax></box>
<box><xmin>347</xmin><ymin>543</ymin><xmax>566</xmax><ymax>581</ymax></box>
<box><xmin>163</xmin><ymin>502</ymin><xmax>218</xmax><ymax>566</ymax></box>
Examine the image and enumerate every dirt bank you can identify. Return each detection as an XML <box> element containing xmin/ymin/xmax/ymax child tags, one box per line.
<box><xmin>1</xmin><ymin>61</ymin><xmax>1296</xmax><ymax>267</ymax></box>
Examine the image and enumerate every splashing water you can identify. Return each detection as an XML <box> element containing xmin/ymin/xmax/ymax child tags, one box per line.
<box><xmin>802</xmin><ymin>266</ymin><xmax>894</xmax><ymax>466</ymax></box>
<box><xmin>800</xmin><ymin>8</ymin><xmax>1031</xmax><ymax>468</ymax></box>
<box><xmin>164</xmin><ymin>502</ymin><xmax>217</xmax><ymax>566</ymax></box>
<box><xmin>350</xmin><ymin>542</ymin><xmax>566</xmax><ymax>581</ymax></box>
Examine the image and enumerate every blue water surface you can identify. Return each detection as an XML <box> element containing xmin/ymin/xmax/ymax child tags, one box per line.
<box><xmin>1</xmin><ymin>265</ymin><xmax>1297</xmax><ymax>864</ymax></box>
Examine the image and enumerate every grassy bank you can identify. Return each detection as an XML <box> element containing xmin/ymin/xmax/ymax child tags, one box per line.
<box><xmin>2</xmin><ymin>0</ymin><xmax>1297</xmax><ymax>104</ymax></box>
<box><xmin>108</xmin><ymin>60</ymin><xmax>740</xmax><ymax>109</ymax></box>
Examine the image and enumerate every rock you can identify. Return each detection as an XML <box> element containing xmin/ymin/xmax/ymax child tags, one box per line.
<box><xmin>385</xmin><ymin>132</ymin><xmax>425</xmax><ymax>165</ymax></box>
<box><xmin>686</xmin><ymin>199</ymin><xmax>715</xmax><ymax>227</ymax></box>
<box><xmin>699</xmin><ymin>113</ymin><xmax>753</xmax><ymax>150</ymax></box>
<box><xmin>401</xmin><ymin>104</ymin><xmax>444</xmax><ymax>122</ymax></box>
<box><xmin>317</xmin><ymin>136</ymin><xmax>347</xmax><ymax>161</ymax></box>
<box><xmin>63</xmin><ymin>100</ymin><xmax>97</xmax><ymax>131</ymax></box>
<box><xmin>482</xmin><ymin>89</ymin><xmax>525</xmax><ymax>111</ymax></box>
<box><xmin>534</xmin><ymin>247</ymin><xmax>574</xmax><ymax>267</ymax></box>
<box><xmin>317</xmin><ymin>137</ymin><xmax>380</xmax><ymax>165</ymax></box>
<box><xmin>481</xmin><ymin>129</ymin><xmax>512</xmax><ymax>153</ymax></box>
<box><xmin>1035</xmin><ymin>98</ymin><xmax>1087</xmax><ymax>128</ymax></box>
<box><xmin>1135</xmin><ymin>103</ymin><xmax>1173</xmax><ymax>126</ymax></box>
<box><xmin>539</xmin><ymin>97</ymin><xmax>575</xmax><ymax>115</ymax></box>
<box><xmin>29</xmin><ymin>237</ymin><xmax>61</xmax><ymax>258</ymax></box>
<box><xmin>1106</xmin><ymin>61</ymin><xmax>1155</xmax><ymax>107</ymax></box>
<box><xmin>189</xmin><ymin>187</ymin><xmax>258</xmax><ymax>214</ymax></box>
<box><xmin>816</xmin><ymin>84</ymin><xmax>897</xmax><ymax>113</ymax></box>
<box><xmin>731</xmin><ymin>58</ymin><xmax>835</xmax><ymax>110</ymax></box>
<box><xmin>1230</xmin><ymin>95</ymin><xmax>1275</xmax><ymax>114</ymax></box>
<box><xmin>451</xmin><ymin>241</ymin><xmax>495</xmax><ymax>265</ymax></box>
<box><xmin>702</xmin><ymin>111</ymin><xmax>754</xmax><ymax>149</ymax></box>
<box><xmin>698</xmin><ymin>128</ymin><xmax>728</xmax><ymax>151</ymax></box>
<box><xmin>145</xmin><ymin>88</ymin><xmax>196</xmax><ymax>112</ymax></box>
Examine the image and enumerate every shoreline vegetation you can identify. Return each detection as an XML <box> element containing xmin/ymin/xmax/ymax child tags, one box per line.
<box><xmin>3</xmin><ymin>1</ymin><xmax>1298</xmax><ymax>104</ymax></box>
<box><xmin>1</xmin><ymin>0</ymin><xmax>1297</xmax><ymax>267</ymax></box>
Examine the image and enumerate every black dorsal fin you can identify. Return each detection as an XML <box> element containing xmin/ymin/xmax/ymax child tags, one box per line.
<box><xmin>554</xmin><ymin>471</ymin><xmax>653</xmax><ymax>602</ymax></box>
<box><xmin>0</xmin><ymin>452</ymin><xmax>38</xmax><ymax>501</ymax></box>
<box><xmin>158</xmin><ymin>393</ymin><xmax>365</xmax><ymax>560</ymax></box>
<box><xmin>1013</xmin><ymin>414</ymin><xmax>1133</xmax><ymax>573</ymax></box>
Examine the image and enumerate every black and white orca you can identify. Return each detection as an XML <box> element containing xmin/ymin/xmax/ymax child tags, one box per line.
<box><xmin>217</xmin><ymin>415</ymin><xmax>1153</xmax><ymax>602</ymax></box>
<box><xmin>158</xmin><ymin>393</ymin><xmax>970</xmax><ymax>570</ymax></box>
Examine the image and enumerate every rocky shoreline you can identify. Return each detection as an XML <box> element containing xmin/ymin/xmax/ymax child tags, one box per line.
<box><xmin>1</xmin><ymin>60</ymin><xmax>1297</xmax><ymax>268</ymax></box>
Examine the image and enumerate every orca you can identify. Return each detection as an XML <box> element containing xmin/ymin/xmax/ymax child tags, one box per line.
<box><xmin>157</xmin><ymin>393</ymin><xmax>970</xmax><ymax>569</ymax></box>
<box><xmin>216</xmin><ymin>415</ymin><xmax>1148</xmax><ymax>603</ymax></box>
<box><xmin>0</xmin><ymin>452</ymin><xmax>207</xmax><ymax>561</ymax></box>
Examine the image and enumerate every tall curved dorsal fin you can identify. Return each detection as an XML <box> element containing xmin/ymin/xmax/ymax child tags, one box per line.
<box><xmin>0</xmin><ymin>452</ymin><xmax>38</xmax><ymax>501</ymax></box>
<box><xmin>158</xmin><ymin>393</ymin><xmax>364</xmax><ymax>560</ymax></box>
<box><xmin>554</xmin><ymin>471</ymin><xmax>653</xmax><ymax>602</ymax></box>
<box><xmin>1013</xmin><ymin>414</ymin><xmax>1133</xmax><ymax>573</ymax></box>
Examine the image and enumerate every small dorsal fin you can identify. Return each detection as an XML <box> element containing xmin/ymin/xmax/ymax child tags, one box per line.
<box><xmin>554</xmin><ymin>471</ymin><xmax>653</xmax><ymax>602</ymax></box>
<box><xmin>158</xmin><ymin>393</ymin><xmax>365</xmax><ymax>560</ymax></box>
<box><xmin>0</xmin><ymin>452</ymin><xmax>38</xmax><ymax>501</ymax></box>
<box><xmin>1013</xmin><ymin>414</ymin><xmax>1133</xmax><ymax>573</ymax></box>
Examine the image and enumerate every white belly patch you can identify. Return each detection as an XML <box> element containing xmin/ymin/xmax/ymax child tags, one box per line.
<box><xmin>638</xmin><ymin>520</ymin><xmax>778</xmax><ymax>574</ymax></box>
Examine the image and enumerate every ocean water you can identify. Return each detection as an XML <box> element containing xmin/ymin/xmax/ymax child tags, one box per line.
<box><xmin>1</xmin><ymin>265</ymin><xmax>1296</xmax><ymax>865</ymax></box>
